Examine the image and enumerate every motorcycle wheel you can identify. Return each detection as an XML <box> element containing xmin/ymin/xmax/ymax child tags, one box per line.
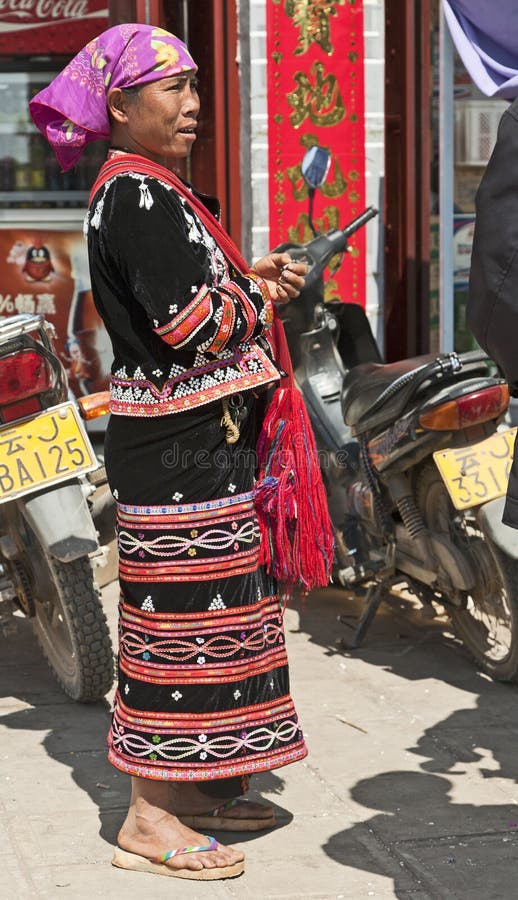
<box><xmin>15</xmin><ymin>512</ymin><xmax>115</xmax><ymax>701</ymax></box>
<box><xmin>417</xmin><ymin>462</ymin><xmax>518</xmax><ymax>682</ymax></box>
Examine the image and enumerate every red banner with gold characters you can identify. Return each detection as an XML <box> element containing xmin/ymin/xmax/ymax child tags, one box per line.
<box><xmin>267</xmin><ymin>0</ymin><xmax>366</xmax><ymax>305</ymax></box>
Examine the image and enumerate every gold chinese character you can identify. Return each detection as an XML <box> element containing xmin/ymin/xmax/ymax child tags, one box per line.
<box><xmin>287</xmin><ymin>207</ymin><xmax>341</xmax><ymax>244</ymax></box>
<box><xmin>324</xmin><ymin>278</ymin><xmax>340</xmax><ymax>302</ymax></box>
<box><xmin>287</xmin><ymin>62</ymin><xmax>346</xmax><ymax>127</ymax></box>
<box><xmin>284</xmin><ymin>0</ymin><xmax>345</xmax><ymax>56</ymax></box>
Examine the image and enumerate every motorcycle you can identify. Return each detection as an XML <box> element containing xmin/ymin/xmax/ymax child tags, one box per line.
<box><xmin>0</xmin><ymin>312</ymin><xmax>114</xmax><ymax>700</ymax></box>
<box><xmin>277</xmin><ymin>146</ymin><xmax>518</xmax><ymax>682</ymax></box>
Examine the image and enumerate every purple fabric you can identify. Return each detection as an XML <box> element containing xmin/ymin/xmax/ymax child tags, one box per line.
<box><xmin>443</xmin><ymin>0</ymin><xmax>518</xmax><ymax>99</ymax></box>
<box><xmin>29</xmin><ymin>24</ymin><xmax>197</xmax><ymax>171</ymax></box>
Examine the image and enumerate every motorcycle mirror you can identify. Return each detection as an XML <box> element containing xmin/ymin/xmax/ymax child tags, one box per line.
<box><xmin>301</xmin><ymin>145</ymin><xmax>331</xmax><ymax>190</ymax></box>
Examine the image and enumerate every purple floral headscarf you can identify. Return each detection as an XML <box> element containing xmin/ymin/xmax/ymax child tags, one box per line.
<box><xmin>29</xmin><ymin>24</ymin><xmax>197</xmax><ymax>171</ymax></box>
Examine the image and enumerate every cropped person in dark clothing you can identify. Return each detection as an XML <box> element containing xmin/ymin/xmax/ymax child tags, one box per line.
<box><xmin>468</xmin><ymin>97</ymin><xmax>518</xmax><ymax>528</ymax></box>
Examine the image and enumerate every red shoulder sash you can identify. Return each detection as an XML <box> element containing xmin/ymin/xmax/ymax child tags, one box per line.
<box><xmin>89</xmin><ymin>153</ymin><xmax>249</xmax><ymax>275</ymax></box>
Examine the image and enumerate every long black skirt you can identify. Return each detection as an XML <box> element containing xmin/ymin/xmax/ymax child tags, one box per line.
<box><xmin>104</xmin><ymin>394</ymin><xmax>307</xmax><ymax>782</ymax></box>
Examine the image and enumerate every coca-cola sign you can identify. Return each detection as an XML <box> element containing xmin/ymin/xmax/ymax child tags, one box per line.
<box><xmin>0</xmin><ymin>0</ymin><xmax>108</xmax><ymax>54</ymax></box>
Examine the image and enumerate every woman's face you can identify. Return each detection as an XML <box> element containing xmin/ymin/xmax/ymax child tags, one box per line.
<box><xmin>113</xmin><ymin>71</ymin><xmax>200</xmax><ymax>163</ymax></box>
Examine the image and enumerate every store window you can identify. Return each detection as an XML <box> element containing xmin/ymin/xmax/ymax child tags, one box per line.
<box><xmin>0</xmin><ymin>65</ymin><xmax>106</xmax><ymax>210</ymax></box>
<box><xmin>429</xmin><ymin>3</ymin><xmax>507</xmax><ymax>352</ymax></box>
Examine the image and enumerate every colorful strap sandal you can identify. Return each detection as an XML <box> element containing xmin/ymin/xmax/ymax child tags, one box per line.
<box><xmin>112</xmin><ymin>835</ymin><xmax>244</xmax><ymax>880</ymax></box>
<box><xmin>179</xmin><ymin>797</ymin><xmax>276</xmax><ymax>832</ymax></box>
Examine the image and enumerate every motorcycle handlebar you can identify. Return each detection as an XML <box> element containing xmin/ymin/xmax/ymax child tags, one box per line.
<box><xmin>342</xmin><ymin>206</ymin><xmax>379</xmax><ymax>239</ymax></box>
<box><xmin>273</xmin><ymin>205</ymin><xmax>379</xmax><ymax>286</ymax></box>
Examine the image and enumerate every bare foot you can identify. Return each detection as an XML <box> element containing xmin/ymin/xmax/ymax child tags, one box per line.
<box><xmin>172</xmin><ymin>782</ymin><xmax>275</xmax><ymax>823</ymax></box>
<box><xmin>118</xmin><ymin>796</ymin><xmax>244</xmax><ymax>874</ymax></box>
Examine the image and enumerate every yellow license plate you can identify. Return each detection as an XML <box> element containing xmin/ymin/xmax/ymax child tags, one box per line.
<box><xmin>433</xmin><ymin>428</ymin><xmax>517</xmax><ymax>510</ymax></box>
<box><xmin>0</xmin><ymin>402</ymin><xmax>98</xmax><ymax>504</ymax></box>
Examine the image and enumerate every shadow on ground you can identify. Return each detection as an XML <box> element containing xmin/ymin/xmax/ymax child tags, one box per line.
<box><xmin>324</xmin><ymin>770</ymin><xmax>518</xmax><ymax>900</ymax></box>
<box><xmin>0</xmin><ymin>616</ymin><xmax>120</xmax><ymax>840</ymax></box>
<box><xmin>293</xmin><ymin>585</ymin><xmax>518</xmax><ymax>898</ymax></box>
<box><xmin>294</xmin><ymin>584</ymin><xmax>518</xmax><ymax>782</ymax></box>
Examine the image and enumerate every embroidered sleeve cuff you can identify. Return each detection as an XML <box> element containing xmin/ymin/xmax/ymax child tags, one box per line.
<box><xmin>248</xmin><ymin>273</ymin><xmax>274</xmax><ymax>329</ymax></box>
<box><xmin>153</xmin><ymin>285</ymin><xmax>212</xmax><ymax>348</ymax></box>
<box><xmin>151</xmin><ymin>273</ymin><xmax>274</xmax><ymax>354</ymax></box>
<box><xmin>216</xmin><ymin>280</ymin><xmax>257</xmax><ymax>342</ymax></box>
<box><xmin>203</xmin><ymin>293</ymin><xmax>236</xmax><ymax>354</ymax></box>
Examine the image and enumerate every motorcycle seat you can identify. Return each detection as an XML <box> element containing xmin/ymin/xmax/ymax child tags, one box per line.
<box><xmin>341</xmin><ymin>352</ymin><xmax>489</xmax><ymax>435</ymax></box>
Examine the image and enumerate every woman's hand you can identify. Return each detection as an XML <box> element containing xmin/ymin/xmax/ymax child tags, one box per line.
<box><xmin>251</xmin><ymin>252</ymin><xmax>308</xmax><ymax>304</ymax></box>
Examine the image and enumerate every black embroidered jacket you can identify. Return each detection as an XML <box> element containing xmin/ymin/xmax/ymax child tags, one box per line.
<box><xmin>86</xmin><ymin>171</ymin><xmax>279</xmax><ymax>416</ymax></box>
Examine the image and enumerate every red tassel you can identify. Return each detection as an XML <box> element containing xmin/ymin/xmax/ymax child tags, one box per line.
<box><xmin>255</xmin><ymin>379</ymin><xmax>335</xmax><ymax>593</ymax></box>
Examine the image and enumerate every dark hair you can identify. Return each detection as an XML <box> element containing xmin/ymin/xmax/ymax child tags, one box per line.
<box><xmin>107</xmin><ymin>84</ymin><xmax>142</xmax><ymax>126</ymax></box>
<box><xmin>121</xmin><ymin>85</ymin><xmax>143</xmax><ymax>100</ymax></box>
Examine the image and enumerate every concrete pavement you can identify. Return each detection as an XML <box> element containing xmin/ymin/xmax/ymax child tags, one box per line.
<box><xmin>2</xmin><ymin>573</ymin><xmax>518</xmax><ymax>899</ymax></box>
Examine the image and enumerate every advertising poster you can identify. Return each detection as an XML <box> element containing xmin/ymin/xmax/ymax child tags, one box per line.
<box><xmin>0</xmin><ymin>0</ymin><xmax>108</xmax><ymax>55</ymax></box>
<box><xmin>0</xmin><ymin>228</ymin><xmax>111</xmax><ymax>397</ymax></box>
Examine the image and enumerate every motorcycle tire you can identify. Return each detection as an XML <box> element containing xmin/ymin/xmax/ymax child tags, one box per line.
<box><xmin>416</xmin><ymin>462</ymin><xmax>518</xmax><ymax>682</ymax></box>
<box><xmin>30</xmin><ymin>551</ymin><xmax>114</xmax><ymax>702</ymax></box>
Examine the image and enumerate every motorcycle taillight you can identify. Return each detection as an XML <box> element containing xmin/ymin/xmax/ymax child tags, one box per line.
<box><xmin>419</xmin><ymin>384</ymin><xmax>510</xmax><ymax>431</ymax></box>
<box><xmin>0</xmin><ymin>349</ymin><xmax>52</xmax><ymax>406</ymax></box>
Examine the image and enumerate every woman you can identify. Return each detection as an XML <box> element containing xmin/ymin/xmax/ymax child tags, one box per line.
<box><xmin>31</xmin><ymin>24</ymin><xmax>309</xmax><ymax>881</ymax></box>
